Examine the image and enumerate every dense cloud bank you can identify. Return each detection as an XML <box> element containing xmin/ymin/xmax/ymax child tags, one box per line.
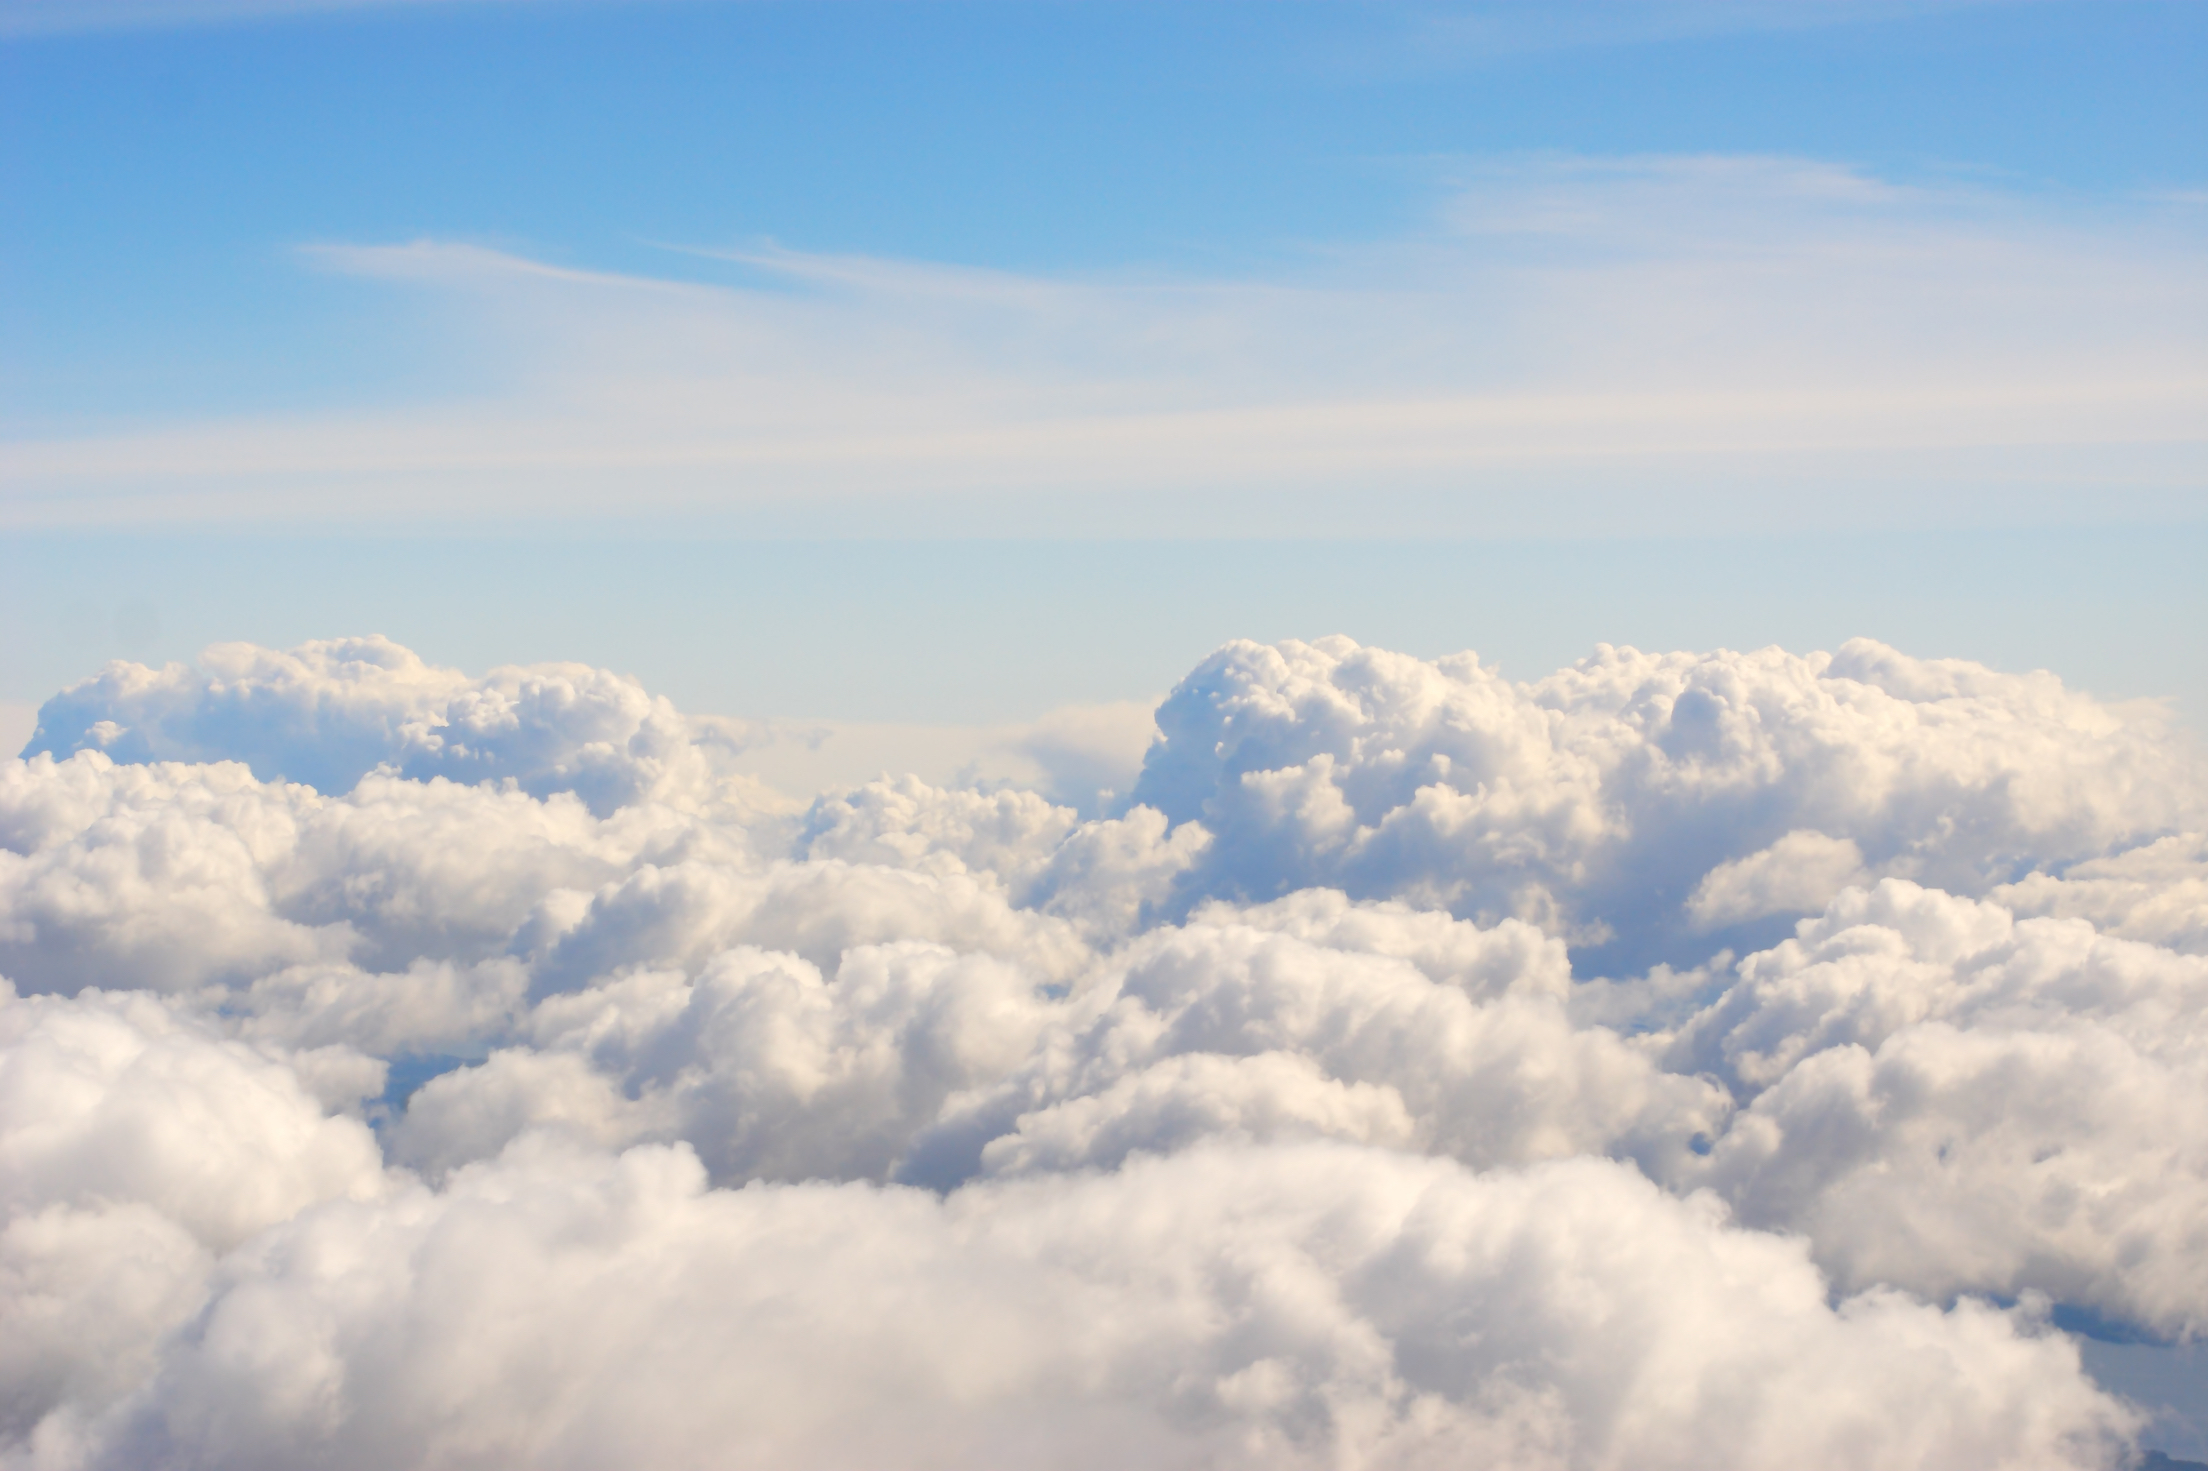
<box><xmin>7</xmin><ymin>635</ymin><xmax>2207</xmax><ymax>1468</ymax></box>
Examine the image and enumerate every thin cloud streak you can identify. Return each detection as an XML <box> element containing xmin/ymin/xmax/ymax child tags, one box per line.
<box><xmin>3</xmin><ymin>156</ymin><xmax>2201</xmax><ymax>532</ymax></box>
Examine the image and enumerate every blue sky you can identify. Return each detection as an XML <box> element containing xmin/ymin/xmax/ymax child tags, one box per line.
<box><xmin>1</xmin><ymin>0</ymin><xmax>2203</xmax><ymax>734</ymax></box>
<box><xmin>6</xmin><ymin>0</ymin><xmax>2202</xmax><ymax>425</ymax></box>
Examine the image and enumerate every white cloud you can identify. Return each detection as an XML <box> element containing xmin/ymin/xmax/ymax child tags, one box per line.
<box><xmin>1665</xmin><ymin>881</ymin><xmax>2208</xmax><ymax>1335</ymax></box>
<box><xmin>0</xmin><ymin>1198</ymin><xmax>209</xmax><ymax>1446</ymax></box>
<box><xmin>6</xmin><ymin>156</ymin><xmax>2201</xmax><ymax>532</ymax></box>
<box><xmin>1132</xmin><ymin>635</ymin><xmax>2206</xmax><ymax>970</ymax></box>
<box><xmin>0</xmin><ymin>985</ymin><xmax>392</xmax><ymax>1443</ymax></box>
<box><xmin>4</xmin><ymin>631</ymin><xmax>2208</xmax><ymax>1460</ymax></box>
<box><xmin>0</xmin><ymin>984</ymin><xmax>388</xmax><ymax>1243</ymax></box>
<box><xmin>1687</xmin><ymin>830</ymin><xmax>1870</xmax><ymax>929</ymax></box>
<box><xmin>795</xmin><ymin>775</ymin><xmax>1204</xmax><ymax>935</ymax></box>
<box><xmin>0</xmin><ymin>745</ymin><xmax>757</xmax><ymax>1007</ymax></box>
<box><xmin>0</xmin><ymin>755</ymin><xmax>353</xmax><ymax>995</ymax></box>
<box><xmin>18</xmin><ymin>635</ymin><xmax>753</xmax><ymax>817</ymax></box>
<box><xmin>915</xmin><ymin>899</ymin><xmax>1729</xmax><ymax>1187</ymax></box>
<box><xmin>38</xmin><ymin>1137</ymin><xmax>2141</xmax><ymax>1470</ymax></box>
<box><xmin>1994</xmin><ymin>832</ymin><xmax>2208</xmax><ymax>955</ymax></box>
<box><xmin>397</xmin><ymin>939</ymin><xmax>1063</xmax><ymax>1183</ymax></box>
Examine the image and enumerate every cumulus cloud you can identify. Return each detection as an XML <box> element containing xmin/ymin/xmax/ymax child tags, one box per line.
<box><xmin>797</xmin><ymin>775</ymin><xmax>1206</xmax><ymax>936</ymax></box>
<box><xmin>4</xmin><ymin>632</ymin><xmax>2206</xmax><ymax>1464</ymax></box>
<box><xmin>51</xmin><ymin>1139</ymin><xmax>2143</xmax><ymax>1471</ymax></box>
<box><xmin>1665</xmin><ymin>880</ymin><xmax>2208</xmax><ymax>1337</ymax></box>
<box><xmin>20</xmin><ymin>636</ymin><xmax>753</xmax><ymax>817</ymax></box>
<box><xmin>0</xmin><ymin>985</ymin><xmax>388</xmax><ymax>1246</ymax></box>
<box><xmin>0</xmin><ymin>985</ymin><xmax>392</xmax><ymax>1443</ymax></box>
<box><xmin>1995</xmin><ymin>832</ymin><xmax>2208</xmax><ymax>956</ymax></box>
<box><xmin>393</xmin><ymin>940</ymin><xmax>1061</xmax><ymax>1185</ymax></box>
<box><xmin>1686</xmin><ymin>830</ymin><xmax>1868</xmax><ymax>930</ymax></box>
<box><xmin>1133</xmin><ymin>635</ymin><xmax>2205</xmax><ymax>971</ymax></box>
<box><xmin>904</xmin><ymin>896</ymin><xmax>1726</xmax><ymax>1189</ymax></box>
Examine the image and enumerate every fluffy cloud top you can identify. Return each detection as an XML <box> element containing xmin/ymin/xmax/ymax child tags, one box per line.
<box><xmin>1133</xmin><ymin>635</ymin><xmax>2204</xmax><ymax>969</ymax></box>
<box><xmin>21</xmin><ymin>636</ymin><xmax>730</xmax><ymax>816</ymax></box>
<box><xmin>4</xmin><ymin>634</ymin><xmax>2205</xmax><ymax>1467</ymax></box>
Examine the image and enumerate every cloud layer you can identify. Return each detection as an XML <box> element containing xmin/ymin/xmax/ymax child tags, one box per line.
<box><xmin>8</xmin><ymin>154</ymin><xmax>2201</xmax><ymax>532</ymax></box>
<box><xmin>5</xmin><ymin>632</ymin><xmax>2206</xmax><ymax>1466</ymax></box>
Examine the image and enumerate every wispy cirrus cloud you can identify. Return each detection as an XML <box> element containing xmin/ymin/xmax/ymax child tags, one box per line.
<box><xmin>3</xmin><ymin>155</ymin><xmax>2201</xmax><ymax>533</ymax></box>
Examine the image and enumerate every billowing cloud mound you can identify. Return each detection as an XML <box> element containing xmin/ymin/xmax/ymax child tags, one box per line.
<box><xmin>21</xmin><ymin>636</ymin><xmax>728</xmax><ymax>815</ymax></box>
<box><xmin>5</xmin><ymin>634</ymin><xmax>2205</xmax><ymax>1468</ymax></box>
<box><xmin>1132</xmin><ymin>636</ymin><xmax>2204</xmax><ymax>970</ymax></box>
<box><xmin>86</xmin><ymin>1141</ymin><xmax>2136</xmax><ymax>1471</ymax></box>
